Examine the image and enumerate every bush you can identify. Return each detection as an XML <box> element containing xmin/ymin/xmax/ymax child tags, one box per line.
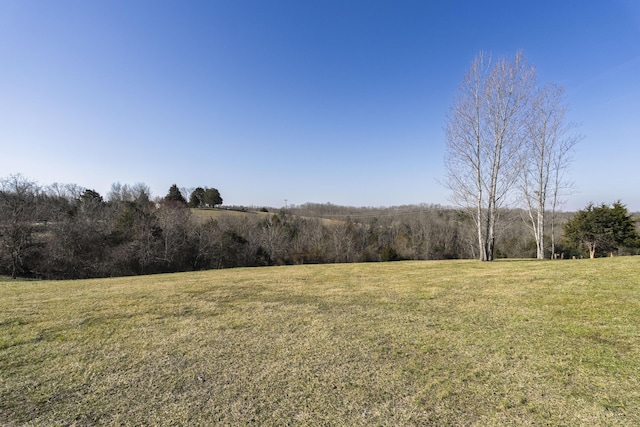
<box><xmin>381</xmin><ymin>245</ymin><xmax>401</xmax><ymax>262</ymax></box>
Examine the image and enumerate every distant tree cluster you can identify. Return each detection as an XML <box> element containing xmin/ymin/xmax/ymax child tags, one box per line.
<box><xmin>161</xmin><ymin>184</ymin><xmax>223</xmax><ymax>208</ymax></box>
<box><xmin>0</xmin><ymin>175</ymin><xmax>225</xmax><ymax>279</ymax></box>
<box><xmin>188</xmin><ymin>187</ymin><xmax>222</xmax><ymax>208</ymax></box>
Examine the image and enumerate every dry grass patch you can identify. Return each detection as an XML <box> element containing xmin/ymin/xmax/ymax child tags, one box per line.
<box><xmin>189</xmin><ymin>207</ymin><xmax>271</xmax><ymax>223</ymax></box>
<box><xmin>1</xmin><ymin>258</ymin><xmax>640</xmax><ymax>425</ymax></box>
<box><xmin>189</xmin><ymin>207</ymin><xmax>340</xmax><ymax>226</ymax></box>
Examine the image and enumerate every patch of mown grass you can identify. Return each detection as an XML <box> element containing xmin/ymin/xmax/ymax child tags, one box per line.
<box><xmin>1</xmin><ymin>258</ymin><xmax>640</xmax><ymax>425</ymax></box>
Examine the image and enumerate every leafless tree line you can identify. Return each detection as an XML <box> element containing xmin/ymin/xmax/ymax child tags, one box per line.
<box><xmin>1</xmin><ymin>176</ymin><xmax>558</xmax><ymax>279</ymax></box>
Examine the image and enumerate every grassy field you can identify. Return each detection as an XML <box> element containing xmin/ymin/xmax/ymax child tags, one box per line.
<box><xmin>189</xmin><ymin>207</ymin><xmax>342</xmax><ymax>226</ymax></box>
<box><xmin>189</xmin><ymin>207</ymin><xmax>272</xmax><ymax>223</ymax></box>
<box><xmin>1</xmin><ymin>258</ymin><xmax>640</xmax><ymax>426</ymax></box>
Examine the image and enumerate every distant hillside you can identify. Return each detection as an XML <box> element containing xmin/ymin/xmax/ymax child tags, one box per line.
<box><xmin>190</xmin><ymin>207</ymin><xmax>273</xmax><ymax>223</ymax></box>
<box><xmin>190</xmin><ymin>207</ymin><xmax>342</xmax><ymax>226</ymax></box>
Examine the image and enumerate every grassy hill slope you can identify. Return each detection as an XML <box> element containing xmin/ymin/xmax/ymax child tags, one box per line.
<box><xmin>2</xmin><ymin>258</ymin><xmax>640</xmax><ymax>425</ymax></box>
<box><xmin>190</xmin><ymin>207</ymin><xmax>341</xmax><ymax>226</ymax></box>
<box><xmin>190</xmin><ymin>207</ymin><xmax>272</xmax><ymax>222</ymax></box>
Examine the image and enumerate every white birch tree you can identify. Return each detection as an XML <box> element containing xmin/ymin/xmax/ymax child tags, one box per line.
<box><xmin>519</xmin><ymin>84</ymin><xmax>579</xmax><ymax>259</ymax></box>
<box><xmin>445</xmin><ymin>51</ymin><xmax>535</xmax><ymax>261</ymax></box>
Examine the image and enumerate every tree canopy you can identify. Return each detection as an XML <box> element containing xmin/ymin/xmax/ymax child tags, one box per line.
<box><xmin>188</xmin><ymin>187</ymin><xmax>206</xmax><ymax>208</ymax></box>
<box><xmin>188</xmin><ymin>187</ymin><xmax>222</xmax><ymax>208</ymax></box>
<box><xmin>563</xmin><ymin>202</ymin><xmax>640</xmax><ymax>258</ymax></box>
<box><xmin>203</xmin><ymin>188</ymin><xmax>223</xmax><ymax>207</ymax></box>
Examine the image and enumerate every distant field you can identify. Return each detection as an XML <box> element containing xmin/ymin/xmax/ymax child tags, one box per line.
<box><xmin>190</xmin><ymin>207</ymin><xmax>341</xmax><ymax>225</ymax></box>
<box><xmin>2</xmin><ymin>258</ymin><xmax>640</xmax><ymax>425</ymax></box>
<box><xmin>190</xmin><ymin>207</ymin><xmax>272</xmax><ymax>222</ymax></box>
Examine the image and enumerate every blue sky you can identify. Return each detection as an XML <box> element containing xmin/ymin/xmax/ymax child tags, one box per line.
<box><xmin>1</xmin><ymin>1</ymin><xmax>639</xmax><ymax>210</ymax></box>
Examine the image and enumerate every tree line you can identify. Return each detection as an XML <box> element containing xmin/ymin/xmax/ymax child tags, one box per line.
<box><xmin>1</xmin><ymin>174</ymin><xmax>585</xmax><ymax>280</ymax></box>
<box><xmin>4</xmin><ymin>173</ymin><xmax>637</xmax><ymax>280</ymax></box>
<box><xmin>0</xmin><ymin>175</ymin><xmax>224</xmax><ymax>279</ymax></box>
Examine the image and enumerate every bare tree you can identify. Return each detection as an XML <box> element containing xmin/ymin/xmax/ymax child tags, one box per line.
<box><xmin>156</xmin><ymin>202</ymin><xmax>192</xmax><ymax>270</ymax></box>
<box><xmin>519</xmin><ymin>84</ymin><xmax>579</xmax><ymax>259</ymax></box>
<box><xmin>258</xmin><ymin>214</ymin><xmax>289</xmax><ymax>265</ymax></box>
<box><xmin>108</xmin><ymin>182</ymin><xmax>152</xmax><ymax>207</ymax></box>
<box><xmin>0</xmin><ymin>174</ymin><xmax>43</xmax><ymax>278</ymax></box>
<box><xmin>445</xmin><ymin>51</ymin><xmax>536</xmax><ymax>261</ymax></box>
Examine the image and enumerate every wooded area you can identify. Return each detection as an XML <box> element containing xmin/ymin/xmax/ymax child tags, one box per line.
<box><xmin>0</xmin><ymin>174</ymin><xmax>585</xmax><ymax>280</ymax></box>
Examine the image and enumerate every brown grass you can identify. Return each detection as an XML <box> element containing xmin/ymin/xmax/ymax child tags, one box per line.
<box><xmin>1</xmin><ymin>258</ymin><xmax>640</xmax><ymax>425</ymax></box>
<box><xmin>189</xmin><ymin>207</ymin><xmax>272</xmax><ymax>222</ymax></box>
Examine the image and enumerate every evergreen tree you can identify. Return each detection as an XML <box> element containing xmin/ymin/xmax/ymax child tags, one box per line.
<box><xmin>80</xmin><ymin>189</ymin><xmax>103</xmax><ymax>204</ymax></box>
<box><xmin>563</xmin><ymin>201</ymin><xmax>640</xmax><ymax>258</ymax></box>
<box><xmin>165</xmin><ymin>184</ymin><xmax>187</xmax><ymax>205</ymax></box>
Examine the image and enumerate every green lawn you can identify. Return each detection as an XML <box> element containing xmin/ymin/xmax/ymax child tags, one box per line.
<box><xmin>2</xmin><ymin>258</ymin><xmax>639</xmax><ymax>425</ymax></box>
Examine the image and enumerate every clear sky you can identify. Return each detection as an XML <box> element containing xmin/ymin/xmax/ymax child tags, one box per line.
<box><xmin>1</xmin><ymin>0</ymin><xmax>639</xmax><ymax>210</ymax></box>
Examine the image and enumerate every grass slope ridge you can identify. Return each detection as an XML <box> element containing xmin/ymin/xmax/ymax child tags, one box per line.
<box><xmin>1</xmin><ymin>258</ymin><xmax>639</xmax><ymax>425</ymax></box>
